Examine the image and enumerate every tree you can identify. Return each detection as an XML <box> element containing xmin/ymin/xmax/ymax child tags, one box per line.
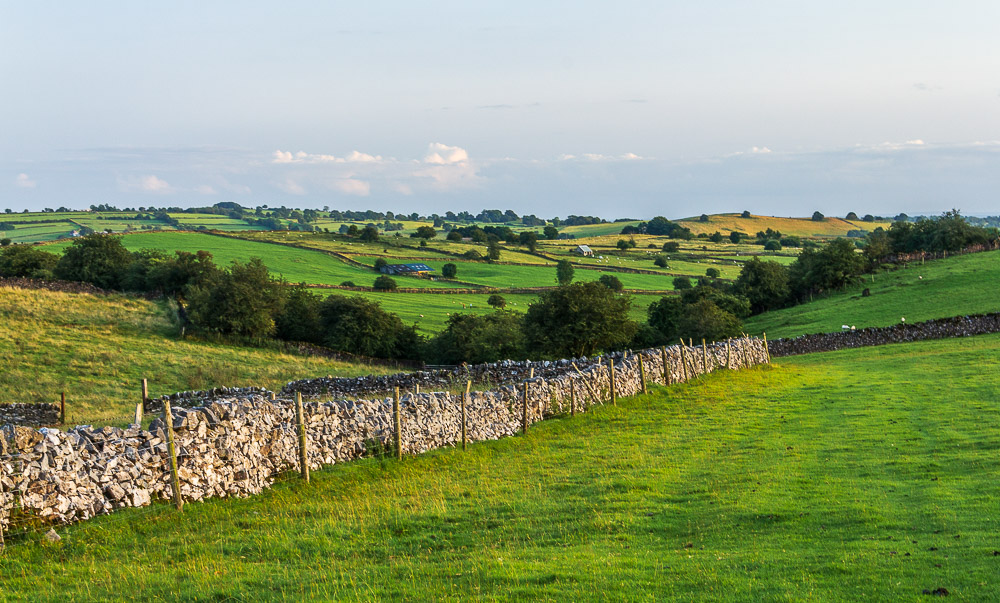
<box><xmin>543</xmin><ymin>225</ymin><xmax>559</xmax><ymax>240</ymax></box>
<box><xmin>733</xmin><ymin>257</ymin><xmax>790</xmax><ymax>314</ymax></box>
<box><xmin>699</xmin><ymin>214</ymin><xmax>710</xmax><ymax>222</ymax></box>
<box><xmin>0</xmin><ymin>245</ymin><xmax>59</xmax><ymax>278</ymax></box>
<box><xmin>359</xmin><ymin>225</ymin><xmax>379</xmax><ymax>243</ymax></box>
<box><xmin>275</xmin><ymin>284</ymin><xmax>323</xmax><ymax>343</ymax></box>
<box><xmin>863</xmin><ymin>227</ymin><xmax>891</xmax><ymax>267</ymax></box>
<box><xmin>729</xmin><ymin>231</ymin><xmax>744</xmax><ymax>244</ymax></box>
<box><xmin>428</xmin><ymin>311</ymin><xmax>525</xmax><ymax>364</ymax></box>
<box><xmin>705</xmin><ymin>267</ymin><xmax>720</xmax><ymax>278</ymax></box>
<box><xmin>185</xmin><ymin>258</ymin><xmax>285</xmax><ymax>338</ymax></box>
<box><xmin>672</xmin><ymin>275</ymin><xmax>692</xmax><ymax>290</ymax></box>
<box><xmin>556</xmin><ymin>259</ymin><xmax>574</xmax><ymax>285</ymax></box>
<box><xmin>55</xmin><ymin>233</ymin><xmax>133</xmax><ymax>289</ymax></box>
<box><xmin>654</xmin><ymin>257</ymin><xmax>668</xmax><ymax>268</ymax></box>
<box><xmin>764</xmin><ymin>240</ymin><xmax>782</xmax><ymax>251</ymax></box>
<box><xmin>441</xmin><ymin>263</ymin><xmax>458</xmax><ymax>278</ymax></box>
<box><xmin>446</xmin><ymin>230</ymin><xmax>463</xmax><ymax>241</ymax></box>
<box><xmin>648</xmin><ymin>286</ymin><xmax>747</xmax><ymax>342</ymax></box>
<box><xmin>811</xmin><ymin>211</ymin><xmax>825</xmax><ymax>222</ymax></box>
<box><xmin>616</xmin><ymin>239</ymin><xmax>630</xmax><ymax>251</ymax></box>
<box><xmin>486</xmin><ymin>241</ymin><xmax>501</xmax><ymax>261</ymax></box>
<box><xmin>709</xmin><ymin>231</ymin><xmax>724</xmax><ymax>243</ymax></box>
<box><xmin>845</xmin><ymin>212</ymin><xmax>859</xmax><ymax>221</ymax></box>
<box><xmin>487</xmin><ymin>294</ymin><xmax>507</xmax><ymax>308</ymax></box>
<box><xmin>373</xmin><ymin>275</ymin><xmax>398</xmax><ymax>290</ymax></box>
<box><xmin>346</xmin><ymin>224</ymin><xmax>359</xmax><ymax>236</ymax></box>
<box><xmin>145</xmin><ymin>250</ymin><xmax>219</xmax><ymax>295</ymax></box>
<box><xmin>741</xmin><ymin>210</ymin><xmax>751</xmax><ymax>218</ymax></box>
<box><xmin>411</xmin><ymin>225</ymin><xmax>437</xmax><ymax>239</ymax></box>
<box><xmin>863</xmin><ymin>214</ymin><xmax>876</xmax><ymax>222</ymax></box>
<box><xmin>373</xmin><ymin>258</ymin><xmax>388</xmax><ymax>272</ymax></box>
<box><xmin>518</xmin><ymin>231</ymin><xmax>539</xmax><ymax>253</ymax></box>
<box><xmin>598</xmin><ymin>274</ymin><xmax>623</xmax><ymax>291</ymax></box>
<box><xmin>0</xmin><ymin>238</ymin><xmax>10</xmax><ymax>246</ymax></box>
<box><xmin>662</xmin><ymin>241</ymin><xmax>680</xmax><ymax>253</ymax></box>
<box><xmin>523</xmin><ymin>282</ymin><xmax>637</xmax><ymax>358</ymax></box>
<box><xmin>318</xmin><ymin>295</ymin><xmax>421</xmax><ymax>360</ymax></box>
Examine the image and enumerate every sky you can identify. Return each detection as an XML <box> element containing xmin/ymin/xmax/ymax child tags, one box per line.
<box><xmin>2</xmin><ymin>1</ymin><xmax>999</xmax><ymax>219</ymax></box>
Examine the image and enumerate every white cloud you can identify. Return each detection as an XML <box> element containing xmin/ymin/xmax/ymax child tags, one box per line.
<box><xmin>345</xmin><ymin>150</ymin><xmax>382</xmax><ymax>163</ymax></box>
<box><xmin>559</xmin><ymin>152</ymin><xmax>646</xmax><ymax>161</ymax></box>
<box><xmin>750</xmin><ymin>146</ymin><xmax>772</xmax><ymax>154</ymax></box>
<box><xmin>272</xmin><ymin>149</ymin><xmax>383</xmax><ymax>164</ymax></box>
<box><xmin>330</xmin><ymin>178</ymin><xmax>370</xmax><ymax>196</ymax></box>
<box><xmin>424</xmin><ymin>143</ymin><xmax>469</xmax><ymax>165</ymax></box>
<box><xmin>14</xmin><ymin>173</ymin><xmax>36</xmax><ymax>188</ymax></box>
<box><xmin>118</xmin><ymin>174</ymin><xmax>172</xmax><ymax>194</ymax></box>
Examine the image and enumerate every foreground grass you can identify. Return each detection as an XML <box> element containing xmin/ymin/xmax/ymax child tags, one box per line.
<box><xmin>746</xmin><ymin>249</ymin><xmax>1000</xmax><ymax>338</ymax></box>
<box><xmin>0</xmin><ymin>287</ymin><xmax>389</xmax><ymax>426</ymax></box>
<box><xmin>3</xmin><ymin>334</ymin><xmax>999</xmax><ymax>600</ymax></box>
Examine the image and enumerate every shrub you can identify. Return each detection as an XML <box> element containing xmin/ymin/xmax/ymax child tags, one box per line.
<box><xmin>55</xmin><ymin>233</ymin><xmax>133</xmax><ymax>289</ymax></box>
<box><xmin>653</xmin><ymin>256</ymin><xmax>668</xmax><ymax>268</ymax></box>
<box><xmin>764</xmin><ymin>240</ymin><xmax>782</xmax><ymax>251</ymax></box>
<box><xmin>705</xmin><ymin>267</ymin><xmax>720</xmax><ymax>278</ymax></box>
<box><xmin>523</xmin><ymin>281</ymin><xmax>637</xmax><ymax>357</ymax></box>
<box><xmin>441</xmin><ymin>263</ymin><xmax>458</xmax><ymax>278</ymax></box>
<box><xmin>428</xmin><ymin>311</ymin><xmax>525</xmax><ymax>364</ymax></box>
<box><xmin>411</xmin><ymin>226</ymin><xmax>437</xmax><ymax>239</ymax></box>
<box><xmin>463</xmin><ymin>249</ymin><xmax>483</xmax><ymax>261</ymax></box>
<box><xmin>340</xmin><ymin>281</ymin><xmax>356</xmax><ymax>287</ymax></box>
<box><xmin>446</xmin><ymin>230</ymin><xmax>463</xmax><ymax>241</ymax></box>
<box><xmin>709</xmin><ymin>231</ymin><xmax>724</xmax><ymax>243</ymax></box>
<box><xmin>598</xmin><ymin>274</ymin><xmax>623</xmax><ymax>291</ymax></box>
<box><xmin>373</xmin><ymin>275</ymin><xmax>398</xmax><ymax>291</ymax></box>
<box><xmin>186</xmin><ymin>259</ymin><xmax>284</xmax><ymax>338</ymax></box>
<box><xmin>729</xmin><ymin>231</ymin><xmax>745</xmax><ymax>244</ymax></box>
<box><xmin>0</xmin><ymin>238</ymin><xmax>10</xmax><ymax>246</ymax></box>
<box><xmin>0</xmin><ymin>245</ymin><xmax>60</xmax><ymax>278</ymax></box>
<box><xmin>672</xmin><ymin>275</ymin><xmax>692</xmax><ymax>290</ymax></box>
<box><xmin>319</xmin><ymin>295</ymin><xmax>421</xmax><ymax>360</ymax></box>
<box><xmin>662</xmin><ymin>241</ymin><xmax>680</xmax><ymax>253</ymax></box>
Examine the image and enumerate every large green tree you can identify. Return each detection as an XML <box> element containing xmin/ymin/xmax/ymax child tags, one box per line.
<box><xmin>55</xmin><ymin>233</ymin><xmax>133</xmax><ymax>289</ymax></box>
<box><xmin>186</xmin><ymin>258</ymin><xmax>285</xmax><ymax>338</ymax></box>
<box><xmin>0</xmin><ymin>245</ymin><xmax>59</xmax><ymax>278</ymax></box>
<box><xmin>733</xmin><ymin>257</ymin><xmax>790</xmax><ymax>314</ymax></box>
<box><xmin>429</xmin><ymin>311</ymin><xmax>525</xmax><ymax>364</ymax></box>
<box><xmin>556</xmin><ymin>259</ymin><xmax>574</xmax><ymax>285</ymax></box>
<box><xmin>319</xmin><ymin>295</ymin><xmax>420</xmax><ymax>360</ymax></box>
<box><xmin>523</xmin><ymin>281</ymin><xmax>637</xmax><ymax>358</ymax></box>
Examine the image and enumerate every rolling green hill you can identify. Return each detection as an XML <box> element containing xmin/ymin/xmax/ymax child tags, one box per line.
<box><xmin>745</xmin><ymin>250</ymin><xmax>1000</xmax><ymax>338</ymax></box>
<box><xmin>3</xmin><ymin>334</ymin><xmax>999</xmax><ymax>600</ymax></box>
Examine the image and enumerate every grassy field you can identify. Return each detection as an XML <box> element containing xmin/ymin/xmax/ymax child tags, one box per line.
<box><xmin>44</xmin><ymin>231</ymin><xmax>464</xmax><ymax>290</ymax></box>
<box><xmin>0</xmin><ymin>287</ymin><xmax>390</xmax><ymax>426</ymax></box>
<box><xmin>677</xmin><ymin>213</ymin><xmax>891</xmax><ymax>237</ymax></box>
<box><xmin>746</xmin><ymin>250</ymin><xmax>1000</xmax><ymax>338</ymax></box>
<box><xmin>3</xmin><ymin>334</ymin><xmax>999</xmax><ymax>600</ymax></box>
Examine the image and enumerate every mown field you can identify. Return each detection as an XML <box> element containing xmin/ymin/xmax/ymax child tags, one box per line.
<box><xmin>0</xmin><ymin>287</ymin><xmax>390</xmax><ymax>426</ymax></box>
<box><xmin>746</xmin><ymin>250</ymin><xmax>1000</xmax><ymax>338</ymax></box>
<box><xmin>3</xmin><ymin>334</ymin><xmax>999</xmax><ymax>600</ymax></box>
<box><xmin>676</xmin><ymin>213</ymin><xmax>891</xmax><ymax>237</ymax></box>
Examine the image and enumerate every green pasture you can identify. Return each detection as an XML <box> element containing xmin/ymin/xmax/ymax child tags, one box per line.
<box><xmin>1</xmin><ymin>222</ymin><xmax>76</xmax><ymax>243</ymax></box>
<box><xmin>44</xmin><ymin>231</ymin><xmax>462</xmax><ymax>290</ymax></box>
<box><xmin>4</xmin><ymin>334</ymin><xmax>999</xmax><ymax>600</ymax></box>
<box><xmin>0</xmin><ymin>287</ymin><xmax>390</xmax><ymax>427</ymax></box>
<box><xmin>746</xmin><ymin>250</ymin><xmax>1000</xmax><ymax>338</ymax></box>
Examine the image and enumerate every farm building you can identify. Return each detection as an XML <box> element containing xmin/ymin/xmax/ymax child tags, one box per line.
<box><xmin>380</xmin><ymin>263</ymin><xmax>435</xmax><ymax>275</ymax></box>
<box><xmin>572</xmin><ymin>244</ymin><xmax>594</xmax><ymax>257</ymax></box>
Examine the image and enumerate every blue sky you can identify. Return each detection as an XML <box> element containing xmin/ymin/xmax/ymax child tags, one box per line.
<box><xmin>3</xmin><ymin>2</ymin><xmax>999</xmax><ymax>218</ymax></box>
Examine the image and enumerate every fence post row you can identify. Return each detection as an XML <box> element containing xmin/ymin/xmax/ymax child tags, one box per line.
<box><xmin>393</xmin><ymin>387</ymin><xmax>402</xmax><ymax>461</ymax></box>
<box><xmin>295</xmin><ymin>391</ymin><xmax>309</xmax><ymax>482</ymax></box>
<box><xmin>163</xmin><ymin>400</ymin><xmax>183</xmax><ymax>511</ymax></box>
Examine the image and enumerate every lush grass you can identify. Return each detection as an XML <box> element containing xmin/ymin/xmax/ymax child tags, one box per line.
<box><xmin>44</xmin><ymin>231</ymin><xmax>462</xmax><ymax>289</ymax></box>
<box><xmin>3</xmin><ymin>335</ymin><xmax>999</xmax><ymax>600</ymax></box>
<box><xmin>677</xmin><ymin>213</ymin><xmax>892</xmax><ymax>237</ymax></box>
<box><xmin>0</xmin><ymin>287</ymin><xmax>390</xmax><ymax>426</ymax></box>
<box><xmin>746</xmin><ymin>250</ymin><xmax>1000</xmax><ymax>338</ymax></box>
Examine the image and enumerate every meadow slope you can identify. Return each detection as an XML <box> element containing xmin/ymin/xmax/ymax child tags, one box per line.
<box><xmin>3</xmin><ymin>334</ymin><xmax>999</xmax><ymax>600</ymax></box>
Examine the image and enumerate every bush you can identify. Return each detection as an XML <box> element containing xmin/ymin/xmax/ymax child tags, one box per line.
<box><xmin>463</xmin><ymin>249</ymin><xmax>483</xmax><ymax>261</ymax></box>
<box><xmin>598</xmin><ymin>274</ymin><xmax>623</xmax><ymax>291</ymax></box>
<box><xmin>654</xmin><ymin>257</ymin><xmax>668</xmax><ymax>268</ymax></box>
<box><xmin>0</xmin><ymin>238</ymin><xmax>10</xmax><ymax>246</ymax></box>
<box><xmin>411</xmin><ymin>226</ymin><xmax>437</xmax><ymax>239</ymax></box>
<box><xmin>672</xmin><ymin>275</ymin><xmax>692</xmax><ymax>290</ymax></box>
<box><xmin>709</xmin><ymin>231</ymin><xmax>724</xmax><ymax>243</ymax></box>
<box><xmin>55</xmin><ymin>233</ymin><xmax>133</xmax><ymax>289</ymax></box>
<box><xmin>359</xmin><ymin>225</ymin><xmax>379</xmax><ymax>243</ymax></box>
<box><xmin>275</xmin><ymin>284</ymin><xmax>322</xmax><ymax>343</ymax></box>
<box><xmin>373</xmin><ymin>276</ymin><xmax>398</xmax><ymax>291</ymax></box>
<box><xmin>428</xmin><ymin>311</ymin><xmax>525</xmax><ymax>364</ymax></box>
<box><xmin>729</xmin><ymin>231</ymin><xmax>745</xmax><ymax>244</ymax></box>
<box><xmin>0</xmin><ymin>245</ymin><xmax>60</xmax><ymax>278</ymax></box>
<box><xmin>487</xmin><ymin>294</ymin><xmax>506</xmax><ymax>308</ymax></box>
<box><xmin>319</xmin><ymin>295</ymin><xmax>421</xmax><ymax>360</ymax></box>
<box><xmin>441</xmin><ymin>263</ymin><xmax>457</xmax><ymax>278</ymax></box>
<box><xmin>733</xmin><ymin>257</ymin><xmax>790</xmax><ymax>314</ymax></box>
<box><xmin>779</xmin><ymin>236</ymin><xmax>800</xmax><ymax>247</ymax></box>
<box><xmin>647</xmin><ymin>286</ymin><xmax>747</xmax><ymax>342</ymax></box>
<box><xmin>373</xmin><ymin>258</ymin><xmax>388</xmax><ymax>271</ymax></box>
<box><xmin>764</xmin><ymin>240</ymin><xmax>782</xmax><ymax>251</ymax></box>
<box><xmin>446</xmin><ymin>230</ymin><xmax>463</xmax><ymax>241</ymax></box>
<box><xmin>662</xmin><ymin>241</ymin><xmax>680</xmax><ymax>253</ymax></box>
<box><xmin>705</xmin><ymin>267</ymin><xmax>720</xmax><ymax>278</ymax></box>
<box><xmin>340</xmin><ymin>281</ymin><xmax>356</xmax><ymax>287</ymax></box>
<box><xmin>186</xmin><ymin>259</ymin><xmax>285</xmax><ymax>338</ymax></box>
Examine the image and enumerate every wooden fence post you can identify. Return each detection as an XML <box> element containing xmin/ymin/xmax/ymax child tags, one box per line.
<box><xmin>60</xmin><ymin>392</ymin><xmax>66</xmax><ymax>425</ymax></box>
<box><xmin>726</xmin><ymin>339</ymin><xmax>732</xmax><ymax>369</ymax></box>
<box><xmin>763</xmin><ymin>332</ymin><xmax>771</xmax><ymax>364</ymax></box>
<box><xmin>678</xmin><ymin>340</ymin><xmax>688</xmax><ymax>381</ymax></box>
<box><xmin>393</xmin><ymin>387</ymin><xmax>402</xmax><ymax>461</ymax></box>
<box><xmin>295</xmin><ymin>392</ymin><xmax>310</xmax><ymax>482</ymax></box>
<box><xmin>141</xmin><ymin>378</ymin><xmax>149</xmax><ymax>412</ymax></box>
<box><xmin>609</xmin><ymin>358</ymin><xmax>617</xmax><ymax>405</ymax></box>
<box><xmin>163</xmin><ymin>400</ymin><xmax>183</xmax><ymax>511</ymax></box>
<box><xmin>415</xmin><ymin>384</ymin><xmax>420</xmax><ymax>395</ymax></box>
<box><xmin>134</xmin><ymin>403</ymin><xmax>143</xmax><ymax>426</ymax></box>
<box><xmin>638</xmin><ymin>353</ymin><xmax>648</xmax><ymax>394</ymax></box>
<box><xmin>570</xmin><ymin>380</ymin><xmax>576</xmax><ymax>416</ymax></box>
<box><xmin>742</xmin><ymin>336</ymin><xmax>751</xmax><ymax>368</ymax></box>
<box><xmin>702</xmin><ymin>339</ymin><xmax>708</xmax><ymax>374</ymax></box>
<box><xmin>270</xmin><ymin>391</ymin><xmax>276</xmax><ymax>401</ymax></box>
<box><xmin>660</xmin><ymin>346</ymin><xmax>670</xmax><ymax>385</ymax></box>
<box><xmin>462</xmin><ymin>380</ymin><xmax>470</xmax><ymax>451</ymax></box>
<box><xmin>522</xmin><ymin>381</ymin><xmax>529</xmax><ymax>434</ymax></box>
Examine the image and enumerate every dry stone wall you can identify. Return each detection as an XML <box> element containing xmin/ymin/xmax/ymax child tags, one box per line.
<box><xmin>0</xmin><ymin>404</ymin><xmax>60</xmax><ymax>428</ymax></box>
<box><xmin>768</xmin><ymin>313</ymin><xmax>1000</xmax><ymax>357</ymax></box>
<box><xmin>0</xmin><ymin>338</ymin><xmax>769</xmax><ymax>535</ymax></box>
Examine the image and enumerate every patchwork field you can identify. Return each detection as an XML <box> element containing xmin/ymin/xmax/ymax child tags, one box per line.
<box><xmin>3</xmin><ymin>334</ymin><xmax>998</xmax><ymax>600</ymax></box>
